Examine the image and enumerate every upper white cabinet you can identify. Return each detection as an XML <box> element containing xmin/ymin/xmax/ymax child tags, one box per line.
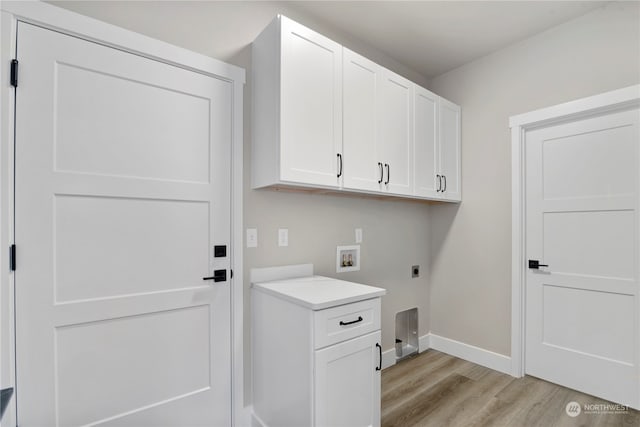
<box><xmin>438</xmin><ymin>98</ymin><xmax>462</xmax><ymax>201</ymax></box>
<box><xmin>414</xmin><ymin>86</ymin><xmax>439</xmax><ymax>198</ymax></box>
<box><xmin>413</xmin><ymin>88</ymin><xmax>462</xmax><ymax>201</ymax></box>
<box><xmin>252</xmin><ymin>15</ymin><xmax>461</xmax><ymax>202</ymax></box>
<box><xmin>252</xmin><ymin>15</ymin><xmax>342</xmax><ymax>189</ymax></box>
<box><xmin>342</xmin><ymin>49</ymin><xmax>413</xmax><ymax>196</ymax></box>
<box><xmin>379</xmin><ymin>69</ymin><xmax>414</xmax><ymax>196</ymax></box>
<box><xmin>343</xmin><ymin>48</ymin><xmax>382</xmax><ymax>192</ymax></box>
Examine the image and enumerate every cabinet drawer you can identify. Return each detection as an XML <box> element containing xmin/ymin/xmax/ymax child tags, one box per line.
<box><xmin>314</xmin><ymin>298</ymin><xmax>380</xmax><ymax>349</ymax></box>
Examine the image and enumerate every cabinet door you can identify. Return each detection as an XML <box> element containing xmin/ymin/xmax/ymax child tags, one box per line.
<box><xmin>343</xmin><ymin>49</ymin><xmax>383</xmax><ymax>192</ymax></box>
<box><xmin>314</xmin><ymin>331</ymin><xmax>381</xmax><ymax>427</ymax></box>
<box><xmin>280</xmin><ymin>17</ymin><xmax>343</xmax><ymax>188</ymax></box>
<box><xmin>438</xmin><ymin>98</ymin><xmax>461</xmax><ymax>201</ymax></box>
<box><xmin>414</xmin><ymin>86</ymin><xmax>439</xmax><ymax>198</ymax></box>
<box><xmin>379</xmin><ymin>69</ymin><xmax>413</xmax><ymax>195</ymax></box>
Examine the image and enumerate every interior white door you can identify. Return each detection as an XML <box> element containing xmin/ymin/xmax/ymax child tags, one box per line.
<box><xmin>379</xmin><ymin>69</ymin><xmax>413</xmax><ymax>196</ymax></box>
<box><xmin>314</xmin><ymin>331</ymin><xmax>381</xmax><ymax>427</ymax></box>
<box><xmin>414</xmin><ymin>86</ymin><xmax>439</xmax><ymax>198</ymax></box>
<box><xmin>438</xmin><ymin>98</ymin><xmax>461</xmax><ymax>201</ymax></box>
<box><xmin>525</xmin><ymin>108</ymin><xmax>640</xmax><ymax>407</ymax></box>
<box><xmin>343</xmin><ymin>48</ymin><xmax>382</xmax><ymax>192</ymax></box>
<box><xmin>280</xmin><ymin>16</ymin><xmax>342</xmax><ymax>188</ymax></box>
<box><xmin>14</xmin><ymin>22</ymin><xmax>232</xmax><ymax>426</ymax></box>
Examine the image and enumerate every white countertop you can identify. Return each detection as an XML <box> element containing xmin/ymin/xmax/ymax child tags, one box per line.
<box><xmin>252</xmin><ymin>275</ymin><xmax>386</xmax><ymax>310</ymax></box>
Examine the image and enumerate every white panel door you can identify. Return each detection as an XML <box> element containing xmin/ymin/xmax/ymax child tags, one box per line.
<box><xmin>414</xmin><ymin>86</ymin><xmax>439</xmax><ymax>198</ymax></box>
<box><xmin>379</xmin><ymin>69</ymin><xmax>413</xmax><ymax>196</ymax></box>
<box><xmin>438</xmin><ymin>98</ymin><xmax>461</xmax><ymax>201</ymax></box>
<box><xmin>14</xmin><ymin>22</ymin><xmax>232</xmax><ymax>426</ymax></box>
<box><xmin>315</xmin><ymin>331</ymin><xmax>381</xmax><ymax>427</ymax></box>
<box><xmin>343</xmin><ymin>48</ymin><xmax>383</xmax><ymax>192</ymax></box>
<box><xmin>525</xmin><ymin>108</ymin><xmax>640</xmax><ymax>407</ymax></box>
<box><xmin>280</xmin><ymin>16</ymin><xmax>343</xmax><ymax>188</ymax></box>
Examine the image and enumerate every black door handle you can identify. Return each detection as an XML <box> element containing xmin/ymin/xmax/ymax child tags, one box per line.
<box><xmin>337</xmin><ymin>153</ymin><xmax>343</xmax><ymax>178</ymax></box>
<box><xmin>339</xmin><ymin>316</ymin><xmax>363</xmax><ymax>326</ymax></box>
<box><xmin>442</xmin><ymin>175</ymin><xmax>447</xmax><ymax>192</ymax></box>
<box><xmin>528</xmin><ymin>260</ymin><xmax>548</xmax><ymax>269</ymax></box>
<box><xmin>203</xmin><ymin>269</ymin><xmax>227</xmax><ymax>282</ymax></box>
<box><xmin>436</xmin><ymin>174</ymin><xmax>441</xmax><ymax>192</ymax></box>
<box><xmin>378</xmin><ymin>162</ymin><xmax>383</xmax><ymax>184</ymax></box>
<box><xmin>384</xmin><ymin>163</ymin><xmax>390</xmax><ymax>185</ymax></box>
<box><xmin>375</xmin><ymin>343</ymin><xmax>382</xmax><ymax>371</ymax></box>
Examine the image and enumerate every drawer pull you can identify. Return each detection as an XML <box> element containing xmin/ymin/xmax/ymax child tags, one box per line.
<box><xmin>339</xmin><ymin>316</ymin><xmax>363</xmax><ymax>326</ymax></box>
<box><xmin>376</xmin><ymin>343</ymin><xmax>382</xmax><ymax>371</ymax></box>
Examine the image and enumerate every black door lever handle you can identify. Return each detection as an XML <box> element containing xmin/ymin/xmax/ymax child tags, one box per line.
<box><xmin>203</xmin><ymin>269</ymin><xmax>227</xmax><ymax>282</ymax></box>
<box><xmin>528</xmin><ymin>260</ymin><xmax>548</xmax><ymax>269</ymax></box>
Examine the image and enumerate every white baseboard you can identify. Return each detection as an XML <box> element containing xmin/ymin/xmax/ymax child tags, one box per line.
<box><xmin>235</xmin><ymin>405</ymin><xmax>253</xmax><ymax>427</ymax></box>
<box><xmin>428</xmin><ymin>333</ymin><xmax>512</xmax><ymax>375</ymax></box>
<box><xmin>246</xmin><ymin>406</ymin><xmax>265</xmax><ymax>427</ymax></box>
<box><xmin>419</xmin><ymin>334</ymin><xmax>431</xmax><ymax>353</ymax></box>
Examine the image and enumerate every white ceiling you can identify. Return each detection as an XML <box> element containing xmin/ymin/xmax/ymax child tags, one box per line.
<box><xmin>288</xmin><ymin>1</ymin><xmax>609</xmax><ymax>77</ymax></box>
<box><xmin>50</xmin><ymin>1</ymin><xmax>608</xmax><ymax>79</ymax></box>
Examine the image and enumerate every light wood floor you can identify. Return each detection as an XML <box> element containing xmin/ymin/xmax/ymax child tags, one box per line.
<box><xmin>381</xmin><ymin>350</ymin><xmax>640</xmax><ymax>427</ymax></box>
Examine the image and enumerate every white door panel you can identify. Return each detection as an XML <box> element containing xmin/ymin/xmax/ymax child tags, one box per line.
<box><xmin>54</xmin><ymin>195</ymin><xmax>210</xmax><ymax>302</ymax></box>
<box><xmin>525</xmin><ymin>108</ymin><xmax>639</xmax><ymax>407</ymax></box>
<box><xmin>55</xmin><ymin>61</ymin><xmax>211</xmax><ymax>183</ymax></box>
<box><xmin>15</xmin><ymin>22</ymin><xmax>231</xmax><ymax>426</ymax></box>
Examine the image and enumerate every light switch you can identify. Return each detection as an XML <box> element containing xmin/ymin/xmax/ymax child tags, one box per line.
<box><xmin>355</xmin><ymin>228</ymin><xmax>363</xmax><ymax>243</ymax></box>
<box><xmin>278</xmin><ymin>228</ymin><xmax>288</xmax><ymax>247</ymax></box>
<box><xmin>246</xmin><ymin>228</ymin><xmax>258</xmax><ymax>248</ymax></box>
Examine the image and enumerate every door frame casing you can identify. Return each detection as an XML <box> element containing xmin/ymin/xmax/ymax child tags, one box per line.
<box><xmin>509</xmin><ymin>85</ymin><xmax>640</xmax><ymax>407</ymax></box>
<box><xmin>0</xmin><ymin>2</ymin><xmax>246</xmax><ymax>425</ymax></box>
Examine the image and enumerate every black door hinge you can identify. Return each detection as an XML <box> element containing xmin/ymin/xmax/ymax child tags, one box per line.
<box><xmin>9</xmin><ymin>244</ymin><xmax>16</xmax><ymax>271</ymax></box>
<box><xmin>10</xmin><ymin>59</ymin><xmax>18</xmax><ymax>88</ymax></box>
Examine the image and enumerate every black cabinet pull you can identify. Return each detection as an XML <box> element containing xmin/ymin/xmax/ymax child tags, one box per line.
<box><xmin>436</xmin><ymin>174</ymin><xmax>441</xmax><ymax>192</ymax></box>
<box><xmin>378</xmin><ymin>162</ymin><xmax>383</xmax><ymax>184</ymax></box>
<box><xmin>375</xmin><ymin>343</ymin><xmax>382</xmax><ymax>371</ymax></box>
<box><xmin>384</xmin><ymin>163</ymin><xmax>390</xmax><ymax>185</ymax></box>
<box><xmin>442</xmin><ymin>175</ymin><xmax>447</xmax><ymax>192</ymax></box>
<box><xmin>339</xmin><ymin>316</ymin><xmax>363</xmax><ymax>326</ymax></box>
<box><xmin>203</xmin><ymin>269</ymin><xmax>226</xmax><ymax>282</ymax></box>
<box><xmin>337</xmin><ymin>153</ymin><xmax>343</xmax><ymax>178</ymax></box>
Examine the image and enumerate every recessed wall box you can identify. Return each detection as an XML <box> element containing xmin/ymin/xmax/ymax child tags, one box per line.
<box><xmin>336</xmin><ymin>245</ymin><xmax>360</xmax><ymax>273</ymax></box>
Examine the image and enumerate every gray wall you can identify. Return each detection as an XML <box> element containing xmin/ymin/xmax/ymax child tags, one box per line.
<box><xmin>428</xmin><ymin>1</ymin><xmax>640</xmax><ymax>356</ymax></box>
<box><xmin>49</xmin><ymin>0</ymin><xmax>433</xmax><ymax>405</ymax></box>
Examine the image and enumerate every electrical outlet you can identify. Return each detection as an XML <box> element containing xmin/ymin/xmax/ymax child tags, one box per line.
<box><xmin>246</xmin><ymin>228</ymin><xmax>258</xmax><ymax>248</ymax></box>
<box><xmin>355</xmin><ymin>228</ymin><xmax>363</xmax><ymax>243</ymax></box>
<box><xmin>412</xmin><ymin>265</ymin><xmax>420</xmax><ymax>278</ymax></box>
<box><xmin>278</xmin><ymin>228</ymin><xmax>288</xmax><ymax>247</ymax></box>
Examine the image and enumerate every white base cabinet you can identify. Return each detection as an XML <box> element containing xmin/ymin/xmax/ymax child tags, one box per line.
<box><xmin>251</xmin><ymin>271</ymin><xmax>385</xmax><ymax>427</ymax></box>
<box><xmin>315</xmin><ymin>331</ymin><xmax>381</xmax><ymax>427</ymax></box>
